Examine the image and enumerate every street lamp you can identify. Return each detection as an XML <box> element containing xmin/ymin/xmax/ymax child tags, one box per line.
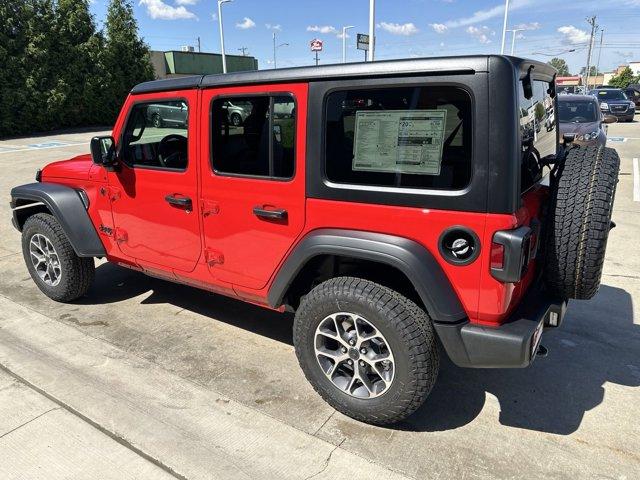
<box><xmin>368</xmin><ymin>0</ymin><xmax>375</xmax><ymax>61</ymax></box>
<box><xmin>218</xmin><ymin>0</ymin><xmax>232</xmax><ymax>74</ymax></box>
<box><xmin>500</xmin><ymin>0</ymin><xmax>510</xmax><ymax>54</ymax></box>
<box><xmin>342</xmin><ymin>25</ymin><xmax>354</xmax><ymax>63</ymax></box>
<box><xmin>272</xmin><ymin>32</ymin><xmax>288</xmax><ymax>69</ymax></box>
<box><xmin>506</xmin><ymin>28</ymin><xmax>525</xmax><ymax>55</ymax></box>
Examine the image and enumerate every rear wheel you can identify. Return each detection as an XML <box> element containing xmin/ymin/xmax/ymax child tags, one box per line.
<box><xmin>21</xmin><ymin>213</ymin><xmax>94</xmax><ymax>302</ymax></box>
<box><xmin>152</xmin><ymin>113</ymin><xmax>162</xmax><ymax>128</ymax></box>
<box><xmin>230</xmin><ymin>112</ymin><xmax>242</xmax><ymax>126</ymax></box>
<box><xmin>293</xmin><ymin>277</ymin><xmax>439</xmax><ymax>425</ymax></box>
<box><xmin>544</xmin><ymin>145</ymin><xmax>620</xmax><ymax>300</ymax></box>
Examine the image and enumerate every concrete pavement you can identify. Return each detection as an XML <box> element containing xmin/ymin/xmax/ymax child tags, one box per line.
<box><xmin>1</xmin><ymin>119</ymin><xmax>639</xmax><ymax>479</ymax></box>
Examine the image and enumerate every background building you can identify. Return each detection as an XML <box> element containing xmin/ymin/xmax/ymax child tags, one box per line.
<box><xmin>151</xmin><ymin>50</ymin><xmax>258</xmax><ymax>79</ymax></box>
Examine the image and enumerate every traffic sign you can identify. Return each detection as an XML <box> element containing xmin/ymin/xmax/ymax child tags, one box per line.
<box><xmin>310</xmin><ymin>39</ymin><xmax>323</xmax><ymax>52</ymax></box>
<box><xmin>357</xmin><ymin>33</ymin><xmax>369</xmax><ymax>51</ymax></box>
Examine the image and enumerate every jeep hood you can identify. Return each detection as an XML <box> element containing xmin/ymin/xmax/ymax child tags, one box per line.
<box><xmin>41</xmin><ymin>154</ymin><xmax>93</xmax><ymax>180</ymax></box>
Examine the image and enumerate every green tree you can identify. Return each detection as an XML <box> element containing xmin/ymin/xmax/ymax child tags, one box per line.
<box><xmin>579</xmin><ymin>65</ymin><xmax>599</xmax><ymax>77</ymax></box>
<box><xmin>102</xmin><ymin>0</ymin><xmax>155</xmax><ymax>123</ymax></box>
<box><xmin>608</xmin><ymin>67</ymin><xmax>638</xmax><ymax>88</ymax></box>
<box><xmin>548</xmin><ymin>57</ymin><xmax>570</xmax><ymax>76</ymax></box>
<box><xmin>0</xmin><ymin>0</ymin><xmax>30</xmax><ymax>136</ymax></box>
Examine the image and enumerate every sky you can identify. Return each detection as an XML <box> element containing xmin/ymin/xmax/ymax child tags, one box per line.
<box><xmin>89</xmin><ymin>0</ymin><xmax>640</xmax><ymax>74</ymax></box>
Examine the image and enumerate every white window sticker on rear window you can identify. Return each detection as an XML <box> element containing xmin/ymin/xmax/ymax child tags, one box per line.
<box><xmin>352</xmin><ymin>110</ymin><xmax>447</xmax><ymax>175</ymax></box>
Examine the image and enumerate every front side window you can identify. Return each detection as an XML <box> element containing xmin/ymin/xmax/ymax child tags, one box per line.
<box><xmin>211</xmin><ymin>95</ymin><xmax>295</xmax><ymax>179</ymax></box>
<box><xmin>121</xmin><ymin>100</ymin><xmax>189</xmax><ymax>170</ymax></box>
<box><xmin>324</xmin><ymin>86</ymin><xmax>472</xmax><ymax>190</ymax></box>
<box><xmin>518</xmin><ymin>80</ymin><xmax>556</xmax><ymax>191</ymax></box>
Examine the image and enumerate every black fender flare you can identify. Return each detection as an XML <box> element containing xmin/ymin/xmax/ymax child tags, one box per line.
<box><xmin>10</xmin><ymin>182</ymin><xmax>105</xmax><ymax>257</ymax></box>
<box><xmin>267</xmin><ymin>229</ymin><xmax>466</xmax><ymax>324</ymax></box>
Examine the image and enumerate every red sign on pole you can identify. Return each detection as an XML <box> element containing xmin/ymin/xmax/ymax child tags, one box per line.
<box><xmin>310</xmin><ymin>39</ymin><xmax>323</xmax><ymax>52</ymax></box>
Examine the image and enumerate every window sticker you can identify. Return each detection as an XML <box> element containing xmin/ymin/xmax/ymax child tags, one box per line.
<box><xmin>352</xmin><ymin>110</ymin><xmax>447</xmax><ymax>175</ymax></box>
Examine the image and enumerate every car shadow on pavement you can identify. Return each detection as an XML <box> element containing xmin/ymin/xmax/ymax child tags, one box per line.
<box><xmin>402</xmin><ymin>284</ymin><xmax>640</xmax><ymax>435</ymax></box>
<box><xmin>81</xmin><ymin>265</ymin><xmax>639</xmax><ymax>435</ymax></box>
<box><xmin>79</xmin><ymin>262</ymin><xmax>295</xmax><ymax>345</ymax></box>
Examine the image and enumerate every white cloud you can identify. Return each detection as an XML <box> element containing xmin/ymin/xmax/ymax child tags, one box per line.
<box><xmin>175</xmin><ymin>0</ymin><xmax>197</xmax><ymax>5</ymax></box>
<box><xmin>236</xmin><ymin>17</ymin><xmax>256</xmax><ymax>29</ymax></box>
<box><xmin>466</xmin><ymin>25</ymin><xmax>493</xmax><ymax>44</ymax></box>
<box><xmin>513</xmin><ymin>22</ymin><xmax>540</xmax><ymax>31</ymax></box>
<box><xmin>211</xmin><ymin>12</ymin><xmax>217</xmax><ymax>21</ymax></box>
<box><xmin>307</xmin><ymin>25</ymin><xmax>337</xmax><ymax>34</ymax></box>
<box><xmin>444</xmin><ymin>0</ymin><xmax>531</xmax><ymax>28</ymax></box>
<box><xmin>557</xmin><ymin>25</ymin><xmax>589</xmax><ymax>45</ymax></box>
<box><xmin>265</xmin><ymin>23</ymin><xmax>282</xmax><ymax>31</ymax></box>
<box><xmin>429</xmin><ymin>23</ymin><xmax>448</xmax><ymax>34</ymax></box>
<box><xmin>139</xmin><ymin>0</ymin><xmax>196</xmax><ymax>20</ymax></box>
<box><xmin>378</xmin><ymin>22</ymin><xmax>419</xmax><ymax>36</ymax></box>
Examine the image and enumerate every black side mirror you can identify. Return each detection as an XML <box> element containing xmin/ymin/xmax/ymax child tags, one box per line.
<box><xmin>90</xmin><ymin>136</ymin><xmax>116</xmax><ymax>168</ymax></box>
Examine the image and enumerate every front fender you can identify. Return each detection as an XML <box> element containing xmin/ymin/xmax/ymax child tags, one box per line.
<box><xmin>267</xmin><ymin>229</ymin><xmax>466</xmax><ymax>324</ymax></box>
<box><xmin>10</xmin><ymin>182</ymin><xmax>105</xmax><ymax>257</ymax></box>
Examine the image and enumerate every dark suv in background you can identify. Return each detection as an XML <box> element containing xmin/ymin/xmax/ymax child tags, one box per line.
<box><xmin>625</xmin><ymin>85</ymin><xmax>640</xmax><ymax>110</ymax></box>
<box><xmin>591</xmin><ymin>88</ymin><xmax>636</xmax><ymax>122</ymax></box>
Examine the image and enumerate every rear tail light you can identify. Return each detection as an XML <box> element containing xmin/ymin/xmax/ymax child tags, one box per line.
<box><xmin>490</xmin><ymin>242</ymin><xmax>505</xmax><ymax>270</ymax></box>
<box><xmin>490</xmin><ymin>226</ymin><xmax>533</xmax><ymax>283</ymax></box>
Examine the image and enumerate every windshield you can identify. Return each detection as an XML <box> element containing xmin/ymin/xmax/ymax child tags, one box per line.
<box><xmin>593</xmin><ymin>90</ymin><xmax>628</xmax><ymax>101</ymax></box>
<box><xmin>558</xmin><ymin>100</ymin><xmax>599</xmax><ymax>123</ymax></box>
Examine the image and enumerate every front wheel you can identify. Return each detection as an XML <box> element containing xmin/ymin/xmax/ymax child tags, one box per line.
<box><xmin>293</xmin><ymin>277</ymin><xmax>439</xmax><ymax>425</ymax></box>
<box><xmin>21</xmin><ymin>213</ymin><xmax>95</xmax><ymax>302</ymax></box>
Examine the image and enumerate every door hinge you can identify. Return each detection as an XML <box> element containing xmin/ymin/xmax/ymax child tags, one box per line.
<box><xmin>114</xmin><ymin>228</ymin><xmax>128</xmax><ymax>243</ymax></box>
<box><xmin>100</xmin><ymin>186</ymin><xmax>121</xmax><ymax>203</ymax></box>
<box><xmin>201</xmin><ymin>200</ymin><xmax>220</xmax><ymax>217</ymax></box>
<box><xmin>204</xmin><ymin>248</ymin><xmax>224</xmax><ymax>266</ymax></box>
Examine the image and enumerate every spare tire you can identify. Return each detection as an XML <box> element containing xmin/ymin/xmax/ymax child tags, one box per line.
<box><xmin>544</xmin><ymin>145</ymin><xmax>620</xmax><ymax>300</ymax></box>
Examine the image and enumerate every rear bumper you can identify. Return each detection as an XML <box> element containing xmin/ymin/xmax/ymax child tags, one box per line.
<box><xmin>434</xmin><ymin>282</ymin><xmax>566</xmax><ymax>368</ymax></box>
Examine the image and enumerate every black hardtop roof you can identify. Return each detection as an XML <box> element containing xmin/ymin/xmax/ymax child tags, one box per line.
<box><xmin>131</xmin><ymin>55</ymin><xmax>556</xmax><ymax>95</ymax></box>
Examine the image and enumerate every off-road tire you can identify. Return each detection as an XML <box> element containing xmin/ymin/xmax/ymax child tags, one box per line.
<box><xmin>230</xmin><ymin>113</ymin><xmax>242</xmax><ymax>127</ymax></box>
<box><xmin>22</xmin><ymin>213</ymin><xmax>95</xmax><ymax>302</ymax></box>
<box><xmin>545</xmin><ymin>145</ymin><xmax>620</xmax><ymax>300</ymax></box>
<box><xmin>293</xmin><ymin>277</ymin><xmax>439</xmax><ymax>425</ymax></box>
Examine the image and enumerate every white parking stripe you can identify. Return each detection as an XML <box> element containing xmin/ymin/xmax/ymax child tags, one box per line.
<box><xmin>0</xmin><ymin>143</ymin><xmax>83</xmax><ymax>155</ymax></box>
<box><xmin>633</xmin><ymin>158</ymin><xmax>640</xmax><ymax>202</ymax></box>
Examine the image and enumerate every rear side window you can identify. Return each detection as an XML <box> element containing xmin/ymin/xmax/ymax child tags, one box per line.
<box><xmin>518</xmin><ymin>79</ymin><xmax>556</xmax><ymax>191</ymax></box>
<box><xmin>324</xmin><ymin>86</ymin><xmax>472</xmax><ymax>190</ymax></box>
<box><xmin>122</xmin><ymin>100</ymin><xmax>189</xmax><ymax>171</ymax></box>
<box><xmin>211</xmin><ymin>95</ymin><xmax>295</xmax><ymax>179</ymax></box>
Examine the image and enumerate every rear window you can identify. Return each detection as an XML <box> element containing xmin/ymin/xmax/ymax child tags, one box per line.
<box><xmin>324</xmin><ymin>86</ymin><xmax>472</xmax><ymax>190</ymax></box>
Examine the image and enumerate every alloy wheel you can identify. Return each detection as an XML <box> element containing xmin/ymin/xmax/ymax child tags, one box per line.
<box><xmin>29</xmin><ymin>233</ymin><xmax>62</xmax><ymax>286</ymax></box>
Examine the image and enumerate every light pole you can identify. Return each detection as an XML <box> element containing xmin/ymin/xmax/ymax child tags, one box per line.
<box><xmin>506</xmin><ymin>28</ymin><xmax>525</xmax><ymax>55</ymax></box>
<box><xmin>218</xmin><ymin>0</ymin><xmax>232</xmax><ymax>73</ymax></box>
<box><xmin>500</xmin><ymin>0</ymin><xmax>510</xmax><ymax>54</ymax></box>
<box><xmin>272</xmin><ymin>32</ymin><xmax>288</xmax><ymax>69</ymax></box>
<box><xmin>368</xmin><ymin>0</ymin><xmax>375</xmax><ymax>61</ymax></box>
<box><xmin>342</xmin><ymin>25</ymin><xmax>354</xmax><ymax>63</ymax></box>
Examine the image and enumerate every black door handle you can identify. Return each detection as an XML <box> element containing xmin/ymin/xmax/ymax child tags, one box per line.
<box><xmin>253</xmin><ymin>206</ymin><xmax>287</xmax><ymax>220</ymax></box>
<box><xmin>165</xmin><ymin>194</ymin><xmax>192</xmax><ymax>209</ymax></box>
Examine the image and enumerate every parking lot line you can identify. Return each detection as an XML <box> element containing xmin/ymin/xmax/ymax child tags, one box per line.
<box><xmin>0</xmin><ymin>142</ymin><xmax>81</xmax><ymax>155</ymax></box>
<box><xmin>633</xmin><ymin>158</ymin><xmax>639</xmax><ymax>202</ymax></box>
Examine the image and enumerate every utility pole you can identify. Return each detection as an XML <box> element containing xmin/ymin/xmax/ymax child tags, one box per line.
<box><xmin>238</xmin><ymin>46</ymin><xmax>248</xmax><ymax>56</ymax></box>
<box><xmin>272</xmin><ymin>32</ymin><xmax>288</xmax><ymax>69</ymax></box>
<box><xmin>585</xmin><ymin>16</ymin><xmax>597</xmax><ymax>91</ymax></box>
<box><xmin>218</xmin><ymin>0</ymin><xmax>232</xmax><ymax>73</ymax></box>
<box><xmin>368</xmin><ymin>0</ymin><xmax>375</xmax><ymax>61</ymax></box>
<box><xmin>595</xmin><ymin>29</ymin><xmax>604</xmax><ymax>85</ymax></box>
<box><xmin>500</xmin><ymin>0</ymin><xmax>510</xmax><ymax>54</ymax></box>
<box><xmin>507</xmin><ymin>28</ymin><xmax>525</xmax><ymax>55</ymax></box>
<box><xmin>342</xmin><ymin>25</ymin><xmax>354</xmax><ymax>63</ymax></box>
<box><xmin>197</xmin><ymin>36</ymin><xmax>201</xmax><ymax>53</ymax></box>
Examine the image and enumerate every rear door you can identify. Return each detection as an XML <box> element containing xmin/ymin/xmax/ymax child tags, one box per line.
<box><xmin>108</xmin><ymin>91</ymin><xmax>201</xmax><ymax>272</ymax></box>
<box><xmin>199</xmin><ymin>83</ymin><xmax>307</xmax><ymax>289</ymax></box>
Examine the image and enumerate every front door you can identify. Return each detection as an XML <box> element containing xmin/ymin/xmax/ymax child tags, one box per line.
<box><xmin>108</xmin><ymin>91</ymin><xmax>201</xmax><ymax>272</ymax></box>
<box><xmin>199</xmin><ymin>84</ymin><xmax>307</xmax><ymax>289</ymax></box>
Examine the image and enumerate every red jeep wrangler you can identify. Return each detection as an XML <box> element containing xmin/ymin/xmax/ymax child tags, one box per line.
<box><xmin>10</xmin><ymin>56</ymin><xmax>620</xmax><ymax>425</ymax></box>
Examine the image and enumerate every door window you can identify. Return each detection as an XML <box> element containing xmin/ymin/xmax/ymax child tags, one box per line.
<box><xmin>121</xmin><ymin>100</ymin><xmax>189</xmax><ymax>171</ymax></box>
<box><xmin>211</xmin><ymin>95</ymin><xmax>295</xmax><ymax>179</ymax></box>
